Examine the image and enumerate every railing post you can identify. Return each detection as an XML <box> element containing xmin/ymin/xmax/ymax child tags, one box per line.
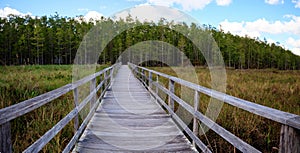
<box><xmin>148</xmin><ymin>71</ymin><xmax>152</xmax><ymax>88</ymax></box>
<box><xmin>90</xmin><ymin>77</ymin><xmax>96</xmax><ymax>110</ymax></box>
<box><xmin>168</xmin><ymin>79</ymin><xmax>175</xmax><ymax>111</ymax></box>
<box><xmin>279</xmin><ymin>124</ymin><xmax>300</xmax><ymax>153</ymax></box>
<box><xmin>193</xmin><ymin>90</ymin><xmax>199</xmax><ymax>147</ymax></box>
<box><xmin>156</xmin><ymin>75</ymin><xmax>159</xmax><ymax>95</ymax></box>
<box><xmin>141</xmin><ymin>69</ymin><xmax>145</xmax><ymax>84</ymax></box>
<box><xmin>73</xmin><ymin>88</ymin><xmax>79</xmax><ymax>133</ymax></box>
<box><xmin>104</xmin><ymin>70</ymin><xmax>108</xmax><ymax>88</ymax></box>
<box><xmin>0</xmin><ymin>122</ymin><xmax>12</xmax><ymax>153</ymax></box>
<box><xmin>110</xmin><ymin>67</ymin><xmax>113</xmax><ymax>83</ymax></box>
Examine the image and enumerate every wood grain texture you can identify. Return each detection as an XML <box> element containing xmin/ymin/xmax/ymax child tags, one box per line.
<box><xmin>0</xmin><ymin>65</ymin><xmax>115</xmax><ymax>125</ymax></box>
<box><xmin>153</xmin><ymin>81</ymin><xmax>261</xmax><ymax>153</ymax></box>
<box><xmin>0</xmin><ymin>122</ymin><xmax>12</xmax><ymax>153</ymax></box>
<box><xmin>74</xmin><ymin>65</ymin><xmax>197</xmax><ymax>153</ymax></box>
<box><xmin>279</xmin><ymin>125</ymin><xmax>300</xmax><ymax>153</ymax></box>
<box><xmin>130</xmin><ymin>63</ymin><xmax>300</xmax><ymax>130</ymax></box>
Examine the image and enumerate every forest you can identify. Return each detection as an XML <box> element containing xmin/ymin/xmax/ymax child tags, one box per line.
<box><xmin>0</xmin><ymin>13</ymin><xmax>300</xmax><ymax>69</ymax></box>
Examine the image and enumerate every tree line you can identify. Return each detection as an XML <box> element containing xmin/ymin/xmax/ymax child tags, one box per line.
<box><xmin>0</xmin><ymin>13</ymin><xmax>299</xmax><ymax>69</ymax></box>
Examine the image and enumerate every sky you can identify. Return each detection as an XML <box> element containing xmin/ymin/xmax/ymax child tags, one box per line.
<box><xmin>0</xmin><ymin>0</ymin><xmax>300</xmax><ymax>55</ymax></box>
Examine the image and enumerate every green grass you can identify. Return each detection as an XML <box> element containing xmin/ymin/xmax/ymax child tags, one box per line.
<box><xmin>0</xmin><ymin>64</ymin><xmax>109</xmax><ymax>152</ymax></box>
<box><xmin>150</xmin><ymin>67</ymin><xmax>300</xmax><ymax>152</ymax></box>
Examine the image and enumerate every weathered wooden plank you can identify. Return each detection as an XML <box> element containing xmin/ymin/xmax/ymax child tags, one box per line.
<box><xmin>24</xmin><ymin>108</ymin><xmax>78</xmax><ymax>153</ymax></box>
<box><xmin>168</xmin><ymin>79</ymin><xmax>175</xmax><ymax>111</ymax></box>
<box><xmin>0</xmin><ymin>84</ymin><xmax>72</xmax><ymax>125</ymax></box>
<box><xmin>153</xmin><ymin>82</ymin><xmax>261</xmax><ymax>153</ymax></box>
<box><xmin>71</xmin><ymin>73</ymin><xmax>117</xmax><ymax>149</ymax></box>
<box><xmin>77</xmin><ymin>141</ymin><xmax>195</xmax><ymax>151</ymax></box>
<box><xmin>279</xmin><ymin>125</ymin><xmax>300</xmax><ymax>153</ymax></box>
<box><xmin>73</xmin><ymin>88</ymin><xmax>79</xmax><ymax>133</ymax></box>
<box><xmin>148</xmin><ymin>87</ymin><xmax>211</xmax><ymax>153</ymax></box>
<box><xmin>23</xmin><ymin>65</ymin><xmax>118</xmax><ymax>153</ymax></box>
<box><xmin>75</xmin><ymin>65</ymin><xmax>197</xmax><ymax>153</ymax></box>
<box><xmin>62</xmin><ymin>95</ymin><xmax>102</xmax><ymax>153</ymax></box>
<box><xmin>193</xmin><ymin>90</ymin><xmax>199</xmax><ymax>147</ymax></box>
<box><xmin>90</xmin><ymin>78</ymin><xmax>97</xmax><ymax>110</ymax></box>
<box><xmin>0</xmin><ymin>122</ymin><xmax>12</xmax><ymax>153</ymax></box>
<box><xmin>148</xmin><ymin>71</ymin><xmax>152</xmax><ymax>88</ymax></box>
<box><xmin>131</xmin><ymin>64</ymin><xmax>300</xmax><ymax>130</ymax></box>
<box><xmin>0</xmin><ymin>64</ymin><xmax>118</xmax><ymax>126</ymax></box>
<box><xmin>24</xmin><ymin>82</ymin><xmax>100</xmax><ymax>152</ymax></box>
<box><xmin>0</xmin><ymin>64</ymin><xmax>118</xmax><ymax>152</ymax></box>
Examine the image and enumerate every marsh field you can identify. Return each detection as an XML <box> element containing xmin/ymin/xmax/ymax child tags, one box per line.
<box><xmin>0</xmin><ymin>65</ymin><xmax>299</xmax><ymax>152</ymax></box>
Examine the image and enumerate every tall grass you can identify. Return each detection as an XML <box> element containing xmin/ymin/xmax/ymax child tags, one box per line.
<box><xmin>1</xmin><ymin>65</ymin><xmax>299</xmax><ymax>152</ymax></box>
<box><xmin>0</xmin><ymin>65</ymin><xmax>108</xmax><ymax>152</ymax></box>
<box><xmin>150</xmin><ymin>67</ymin><xmax>300</xmax><ymax>152</ymax></box>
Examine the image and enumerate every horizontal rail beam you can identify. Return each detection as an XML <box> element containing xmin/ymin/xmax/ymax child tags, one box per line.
<box><xmin>148</xmin><ymin>87</ymin><xmax>211</xmax><ymax>153</ymax></box>
<box><xmin>0</xmin><ymin>65</ymin><xmax>117</xmax><ymax>125</ymax></box>
<box><xmin>0</xmin><ymin>62</ymin><xmax>121</xmax><ymax>152</ymax></box>
<box><xmin>153</xmin><ymin>82</ymin><xmax>261</xmax><ymax>153</ymax></box>
<box><xmin>23</xmin><ymin>80</ymin><xmax>101</xmax><ymax>152</ymax></box>
<box><xmin>129</xmin><ymin>63</ymin><xmax>300</xmax><ymax>130</ymax></box>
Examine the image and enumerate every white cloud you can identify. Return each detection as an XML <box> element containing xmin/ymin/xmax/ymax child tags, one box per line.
<box><xmin>0</xmin><ymin>7</ymin><xmax>31</xmax><ymax>18</ymax></box>
<box><xmin>286</xmin><ymin>37</ymin><xmax>300</xmax><ymax>55</ymax></box>
<box><xmin>220</xmin><ymin>15</ymin><xmax>300</xmax><ymax>55</ymax></box>
<box><xmin>146</xmin><ymin>0</ymin><xmax>213</xmax><ymax>11</ymax></box>
<box><xmin>113</xmin><ymin>5</ymin><xmax>196</xmax><ymax>23</ymax></box>
<box><xmin>291</xmin><ymin>48</ymin><xmax>300</xmax><ymax>55</ymax></box>
<box><xmin>292</xmin><ymin>0</ymin><xmax>300</xmax><ymax>8</ymax></box>
<box><xmin>220</xmin><ymin>15</ymin><xmax>300</xmax><ymax>37</ymax></box>
<box><xmin>75</xmin><ymin>11</ymin><xmax>104</xmax><ymax>23</ymax></box>
<box><xmin>265</xmin><ymin>0</ymin><xmax>284</xmax><ymax>5</ymax></box>
<box><xmin>219</xmin><ymin>19</ymin><xmax>261</xmax><ymax>38</ymax></box>
<box><xmin>216</xmin><ymin>0</ymin><xmax>232</xmax><ymax>6</ymax></box>
<box><xmin>84</xmin><ymin>11</ymin><xmax>104</xmax><ymax>21</ymax></box>
<box><xmin>134</xmin><ymin>0</ymin><xmax>232</xmax><ymax>11</ymax></box>
<box><xmin>287</xmin><ymin>37</ymin><xmax>300</xmax><ymax>48</ymax></box>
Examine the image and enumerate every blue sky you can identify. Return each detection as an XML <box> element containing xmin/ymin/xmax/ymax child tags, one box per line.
<box><xmin>0</xmin><ymin>0</ymin><xmax>300</xmax><ymax>55</ymax></box>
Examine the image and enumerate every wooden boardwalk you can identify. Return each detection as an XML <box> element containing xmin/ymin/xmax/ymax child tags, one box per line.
<box><xmin>73</xmin><ymin>65</ymin><xmax>197</xmax><ymax>152</ymax></box>
<box><xmin>1</xmin><ymin>63</ymin><xmax>299</xmax><ymax>153</ymax></box>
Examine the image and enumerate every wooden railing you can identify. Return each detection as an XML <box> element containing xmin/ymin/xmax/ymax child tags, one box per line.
<box><xmin>128</xmin><ymin>63</ymin><xmax>300</xmax><ymax>153</ymax></box>
<box><xmin>0</xmin><ymin>63</ymin><xmax>121</xmax><ymax>153</ymax></box>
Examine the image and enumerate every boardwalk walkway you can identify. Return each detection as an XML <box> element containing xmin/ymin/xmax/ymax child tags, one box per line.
<box><xmin>74</xmin><ymin>65</ymin><xmax>197</xmax><ymax>152</ymax></box>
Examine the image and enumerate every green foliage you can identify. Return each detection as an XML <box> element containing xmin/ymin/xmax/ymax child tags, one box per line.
<box><xmin>0</xmin><ymin>14</ymin><xmax>299</xmax><ymax>69</ymax></box>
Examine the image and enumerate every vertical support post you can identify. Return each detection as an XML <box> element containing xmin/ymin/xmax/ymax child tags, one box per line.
<box><xmin>168</xmin><ymin>79</ymin><xmax>175</xmax><ymax>111</ymax></box>
<box><xmin>193</xmin><ymin>90</ymin><xmax>199</xmax><ymax>147</ymax></box>
<box><xmin>90</xmin><ymin>77</ymin><xmax>96</xmax><ymax>110</ymax></box>
<box><xmin>279</xmin><ymin>124</ymin><xmax>300</xmax><ymax>153</ymax></box>
<box><xmin>156</xmin><ymin>75</ymin><xmax>159</xmax><ymax>95</ymax></box>
<box><xmin>104</xmin><ymin>70</ymin><xmax>108</xmax><ymax>89</ymax></box>
<box><xmin>148</xmin><ymin>71</ymin><xmax>152</xmax><ymax>89</ymax></box>
<box><xmin>0</xmin><ymin>122</ymin><xmax>12</xmax><ymax>153</ymax></box>
<box><xmin>73</xmin><ymin>88</ymin><xmax>79</xmax><ymax>133</ymax></box>
<box><xmin>110</xmin><ymin>67</ymin><xmax>113</xmax><ymax>84</ymax></box>
<box><xmin>141</xmin><ymin>69</ymin><xmax>145</xmax><ymax>84</ymax></box>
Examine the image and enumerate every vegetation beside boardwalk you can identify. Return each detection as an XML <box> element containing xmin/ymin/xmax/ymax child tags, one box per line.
<box><xmin>1</xmin><ymin>65</ymin><xmax>299</xmax><ymax>152</ymax></box>
<box><xmin>1</xmin><ymin>11</ymin><xmax>300</xmax><ymax>153</ymax></box>
<box><xmin>151</xmin><ymin>67</ymin><xmax>300</xmax><ymax>152</ymax></box>
<box><xmin>0</xmin><ymin>65</ymin><xmax>108</xmax><ymax>152</ymax></box>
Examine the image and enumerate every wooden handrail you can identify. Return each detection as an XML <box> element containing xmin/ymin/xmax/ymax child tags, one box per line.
<box><xmin>0</xmin><ymin>63</ymin><xmax>121</xmax><ymax>153</ymax></box>
<box><xmin>128</xmin><ymin>62</ymin><xmax>300</xmax><ymax>153</ymax></box>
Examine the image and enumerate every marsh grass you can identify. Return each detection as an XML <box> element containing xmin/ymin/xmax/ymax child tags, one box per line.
<box><xmin>0</xmin><ymin>64</ymin><xmax>108</xmax><ymax>152</ymax></box>
<box><xmin>1</xmin><ymin>65</ymin><xmax>299</xmax><ymax>152</ymax></box>
<box><xmin>150</xmin><ymin>67</ymin><xmax>300</xmax><ymax>152</ymax></box>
